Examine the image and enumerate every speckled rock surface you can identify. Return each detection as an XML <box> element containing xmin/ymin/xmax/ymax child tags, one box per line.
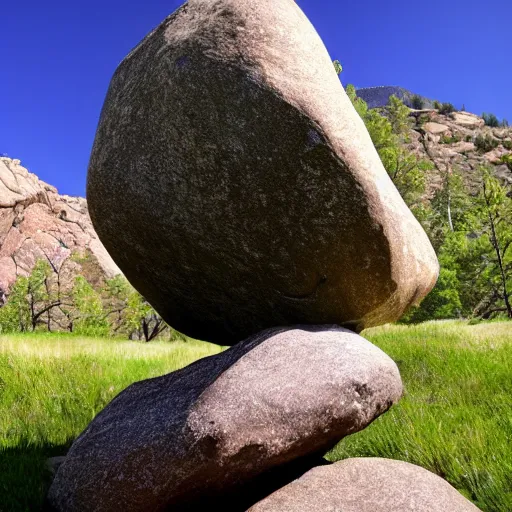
<box><xmin>46</xmin><ymin>326</ymin><xmax>402</xmax><ymax>512</ymax></box>
<box><xmin>87</xmin><ymin>0</ymin><xmax>439</xmax><ymax>344</ymax></box>
<box><xmin>248</xmin><ymin>458</ymin><xmax>482</xmax><ymax>512</ymax></box>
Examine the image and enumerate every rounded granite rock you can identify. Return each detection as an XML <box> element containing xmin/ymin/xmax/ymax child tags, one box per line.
<box><xmin>248</xmin><ymin>458</ymin><xmax>482</xmax><ymax>512</ymax></box>
<box><xmin>46</xmin><ymin>326</ymin><xmax>402</xmax><ymax>512</ymax></box>
<box><xmin>87</xmin><ymin>0</ymin><xmax>439</xmax><ymax>344</ymax></box>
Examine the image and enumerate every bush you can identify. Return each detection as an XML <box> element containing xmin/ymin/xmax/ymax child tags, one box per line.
<box><xmin>503</xmin><ymin>140</ymin><xmax>512</xmax><ymax>150</ymax></box>
<box><xmin>433</xmin><ymin>100</ymin><xmax>441</xmax><ymax>110</ymax></box>
<box><xmin>475</xmin><ymin>134</ymin><xmax>499</xmax><ymax>153</ymax></box>
<box><xmin>439</xmin><ymin>102</ymin><xmax>456</xmax><ymax>114</ymax></box>
<box><xmin>440</xmin><ymin>134</ymin><xmax>461</xmax><ymax>145</ymax></box>
<box><xmin>500</xmin><ymin>154</ymin><xmax>512</xmax><ymax>171</ymax></box>
<box><xmin>482</xmin><ymin>112</ymin><xmax>500</xmax><ymax>127</ymax></box>
<box><xmin>411</xmin><ymin>95</ymin><xmax>424</xmax><ymax>109</ymax></box>
<box><xmin>400</xmin><ymin>267</ymin><xmax>462</xmax><ymax>323</ymax></box>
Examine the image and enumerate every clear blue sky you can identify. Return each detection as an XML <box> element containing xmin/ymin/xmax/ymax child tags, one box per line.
<box><xmin>2</xmin><ymin>0</ymin><xmax>511</xmax><ymax>196</ymax></box>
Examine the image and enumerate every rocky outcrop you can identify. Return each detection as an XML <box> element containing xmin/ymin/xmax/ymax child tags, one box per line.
<box><xmin>406</xmin><ymin>110</ymin><xmax>512</xmax><ymax>192</ymax></box>
<box><xmin>248</xmin><ymin>458</ymin><xmax>481</xmax><ymax>512</ymax></box>
<box><xmin>46</xmin><ymin>326</ymin><xmax>402</xmax><ymax>512</ymax></box>
<box><xmin>87</xmin><ymin>0</ymin><xmax>438</xmax><ymax>345</ymax></box>
<box><xmin>0</xmin><ymin>157</ymin><xmax>120</xmax><ymax>305</ymax></box>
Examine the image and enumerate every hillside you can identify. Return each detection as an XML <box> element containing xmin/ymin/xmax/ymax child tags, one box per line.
<box><xmin>355</xmin><ymin>86</ymin><xmax>436</xmax><ymax>109</ymax></box>
<box><xmin>0</xmin><ymin>157</ymin><xmax>120</xmax><ymax>307</ymax></box>
<box><xmin>405</xmin><ymin>109</ymin><xmax>512</xmax><ymax>193</ymax></box>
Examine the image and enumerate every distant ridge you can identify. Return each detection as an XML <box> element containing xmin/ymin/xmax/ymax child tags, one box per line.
<box><xmin>354</xmin><ymin>86</ymin><xmax>436</xmax><ymax>109</ymax></box>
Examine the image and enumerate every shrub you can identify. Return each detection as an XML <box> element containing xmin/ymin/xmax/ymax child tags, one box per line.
<box><xmin>440</xmin><ymin>134</ymin><xmax>461</xmax><ymax>145</ymax></box>
<box><xmin>503</xmin><ymin>140</ymin><xmax>512</xmax><ymax>150</ymax></box>
<box><xmin>411</xmin><ymin>95</ymin><xmax>424</xmax><ymax>110</ymax></box>
<box><xmin>482</xmin><ymin>112</ymin><xmax>500</xmax><ymax>127</ymax></box>
<box><xmin>500</xmin><ymin>154</ymin><xmax>512</xmax><ymax>171</ymax></box>
<box><xmin>439</xmin><ymin>103</ymin><xmax>456</xmax><ymax>115</ymax></box>
<box><xmin>433</xmin><ymin>100</ymin><xmax>441</xmax><ymax>110</ymax></box>
<box><xmin>475</xmin><ymin>134</ymin><xmax>499</xmax><ymax>153</ymax></box>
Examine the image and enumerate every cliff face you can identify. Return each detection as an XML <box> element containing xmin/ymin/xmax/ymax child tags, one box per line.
<box><xmin>404</xmin><ymin>110</ymin><xmax>512</xmax><ymax>194</ymax></box>
<box><xmin>0</xmin><ymin>157</ymin><xmax>120</xmax><ymax>304</ymax></box>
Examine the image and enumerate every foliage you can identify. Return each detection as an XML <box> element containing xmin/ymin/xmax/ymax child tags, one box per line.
<box><xmin>333</xmin><ymin>60</ymin><xmax>343</xmax><ymax>75</ymax></box>
<box><xmin>499</xmin><ymin>153</ymin><xmax>512</xmax><ymax>170</ymax></box>
<box><xmin>71</xmin><ymin>276</ymin><xmax>110</xmax><ymax>336</ymax></box>
<box><xmin>0</xmin><ymin>261</ymin><xmax>170</xmax><ymax>341</ymax></box>
<box><xmin>438</xmin><ymin>102</ymin><xmax>456</xmax><ymax>114</ymax></box>
<box><xmin>502</xmin><ymin>140</ymin><xmax>512</xmax><ymax>150</ymax></box>
<box><xmin>410</xmin><ymin>94</ymin><xmax>424</xmax><ymax>110</ymax></box>
<box><xmin>433</xmin><ymin>100</ymin><xmax>441</xmax><ymax>110</ymax></box>
<box><xmin>440</xmin><ymin>133</ymin><xmax>461</xmax><ymax>145</ymax></box>
<box><xmin>346</xmin><ymin>86</ymin><xmax>430</xmax><ymax>209</ymax></box>
<box><xmin>482</xmin><ymin>112</ymin><xmax>500</xmax><ymax>127</ymax></box>
<box><xmin>400</xmin><ymin>267</ymin><xmax>462</xmax><ymax>323</ymax></box>
<box><xmin>475</xmin><ymin>134</ymin><xmax>499</xmax><ymax>153</ymax></box>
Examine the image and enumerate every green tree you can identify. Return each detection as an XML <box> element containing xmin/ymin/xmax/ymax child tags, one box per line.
<box><xmin>125</xmin><ymin>291</ymin><xmax>168</xmax><ymax>342</ymax></box>
<box><xmin>346</xmin><ymin>86</ymin><xmax>430</xmax><ymax>209</ymax></box>
<box><xmin>0</xmin><ymin>276</ymin><xmax>30</xmax><ymax>332</ymax></box>
<box><xmin>333</xmin><ymin>60</ymin><xmax>343</xmax><ymax>76</ymax></box>
<box><xmin>71</xmin><ymin>276</ymin><xmax>110</xmax><ymax>336</ymax></box>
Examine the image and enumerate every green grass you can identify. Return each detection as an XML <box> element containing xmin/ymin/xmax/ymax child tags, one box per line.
<box><xmin>0</xmin><ymin>321</ymin><xmax>511</xmax><ymax>511</ymax></box>
<box><xmin>0</xmin><ymin>333</ymin><xmax>222</xmax><ymax>511</ymax></box>
<box><xmin>329</xmin><ymin>320</ymin><xmax>512</xmax><ymax>512</ymax></box>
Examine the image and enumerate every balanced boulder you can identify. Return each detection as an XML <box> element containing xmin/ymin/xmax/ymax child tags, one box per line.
<box><xmin>46</xmin><ymin>326</ymin><xmax>402</xmax><ymax>512</ymax></box>
<box><xmin>248</xmin><ymin>458</ymin><xmax>482</xmax><ymax>512</ymax></box>
<box><xmin>87</xmin><ymin>0</ymin><xmax>439</xmax><ymax>344</ymax></box>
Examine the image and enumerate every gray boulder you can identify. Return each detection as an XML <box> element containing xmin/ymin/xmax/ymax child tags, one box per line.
<box><xmin>46</xmin><ymin>327</ymin><xmax>402</xmax><ymax>512</ymax></box>
<box><xmin>87</xmin><ymin>0</ymin><xmax>439</xmax><ymax>345</ymax></box>
<box><xmin>248</xmin><ymin>458</ymin><xmax>482</xmax><ymax>512</ymax></box>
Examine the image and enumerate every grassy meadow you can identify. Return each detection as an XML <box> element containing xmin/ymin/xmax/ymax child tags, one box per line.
<box><xmin>0</xmin><ymin>321</ymin><xmax>511</xmax><ymax>511</ymax></box>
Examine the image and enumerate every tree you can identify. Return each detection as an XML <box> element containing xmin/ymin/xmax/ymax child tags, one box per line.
<box><xmin>470</xmin><ymin>168</ymin><xmax>512</xmax><ymax>318</ymax></box>
<box><xmin>482</xmin><ymin>112</ymin><xmax>500</xmax><ymax>128</ymax></box>
<box><xmin>71</xmin><ymin>276</ymin><xmax>110</xmax><ymax>336</ymax></box>
<box><xmin>411</xmin><ymin>95</ymin><xmax>424</xmax><ymax>110</ymax></box>
<box><xmin>346</xmin><ymin>87</ymin><xmax>430</xmax><ymax>210</ymax></box>
<box><xmin>333</xmin><ymin>60</ymin><xmax>343</xmax><ymax>76</ymax></box>
<box><xmin>124</xmin><ymin>290</ymin><xmax>168</xmax><ymax>342</ymax></box>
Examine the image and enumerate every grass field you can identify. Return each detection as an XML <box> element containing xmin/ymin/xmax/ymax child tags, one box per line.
<box><xmin>0</xmin><ymin>321</ymin><xmax>511</xmax><ymax>511</ymax></box>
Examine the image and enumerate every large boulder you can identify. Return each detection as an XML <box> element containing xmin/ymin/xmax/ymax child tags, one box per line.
<box><xmin>87</xmin><ymin>0</ymin><xmax>439</xmax><ymax>344</ymax></box>
<box><xmin>46</xmin><ymin>326</ymin><xmax>402</xmax><ymax>512</ymax></box>
<box><xmin>248</xmin><ymin>458</ymin><xmax>482</xmax><ymax>512</ymax></box>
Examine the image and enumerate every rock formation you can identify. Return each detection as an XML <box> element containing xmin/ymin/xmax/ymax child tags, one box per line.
<box><xmin>406</xmin><ymin>109</ymin><xmax>512</xmax><ymax>193</ymax></box>
<box><xmin>86</xmin><ymin>0</ymin><xmax>438</xmax><ymax>345</ymax></box>
<box><xmin>46</xmin><ymin>0</ymin><xmax>481</xmax><ymax>510</ymax></box>
<box><xmin>47</xmin><ymin>327</ymin><xmax>402</xmax><ymax>511</ymax></box>
<box><xmin>0</xmin><ymin>157</ymin><xmax>120</xmax><ymax>310</ymax></box>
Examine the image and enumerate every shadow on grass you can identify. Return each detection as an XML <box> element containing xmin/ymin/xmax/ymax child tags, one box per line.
<box><xmin>0</xmin><ymin>441</ymin><xmax>71</xmax><ymax>512</ymax></box>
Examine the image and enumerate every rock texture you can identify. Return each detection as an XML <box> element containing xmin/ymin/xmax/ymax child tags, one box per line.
<box><xmin>46</xmin><ymin>326</ymin><xmax>402</xmax><ymax>512</ymax></box>
<box><xmin>0</xmin><ymin>157</ymin><xmax>120</xmax><ymax>307</ymax></box>
<box><xmin>248</xmin><ymin>458</ymin><xmax>482</xmax><ymax>512</ymax></box>
<box><xmin>406</xmin><ymin>110</ymin><xmax>512</xmax><ymax>192</ymax></box>
<box><xmin>87</xmin><ymin>0</ymin><xmax>439</xmax><ymax>345</ymax></box>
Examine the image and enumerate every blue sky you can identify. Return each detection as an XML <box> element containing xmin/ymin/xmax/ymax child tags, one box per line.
<box><xmin>2</xmin><ymin>0</ymin><xmax>511</xmax><ymax>196</ymax></box>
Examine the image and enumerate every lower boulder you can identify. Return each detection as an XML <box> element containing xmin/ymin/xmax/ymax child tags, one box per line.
<box><xmin>46</xmin><ymin>326</ymin><xmax>402</xmax><ymax>512</ymax></box>
<box><xmin>247</xmin><ymin>457</ymin><xmax>482</xmax><ymax>512</ymax></box>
